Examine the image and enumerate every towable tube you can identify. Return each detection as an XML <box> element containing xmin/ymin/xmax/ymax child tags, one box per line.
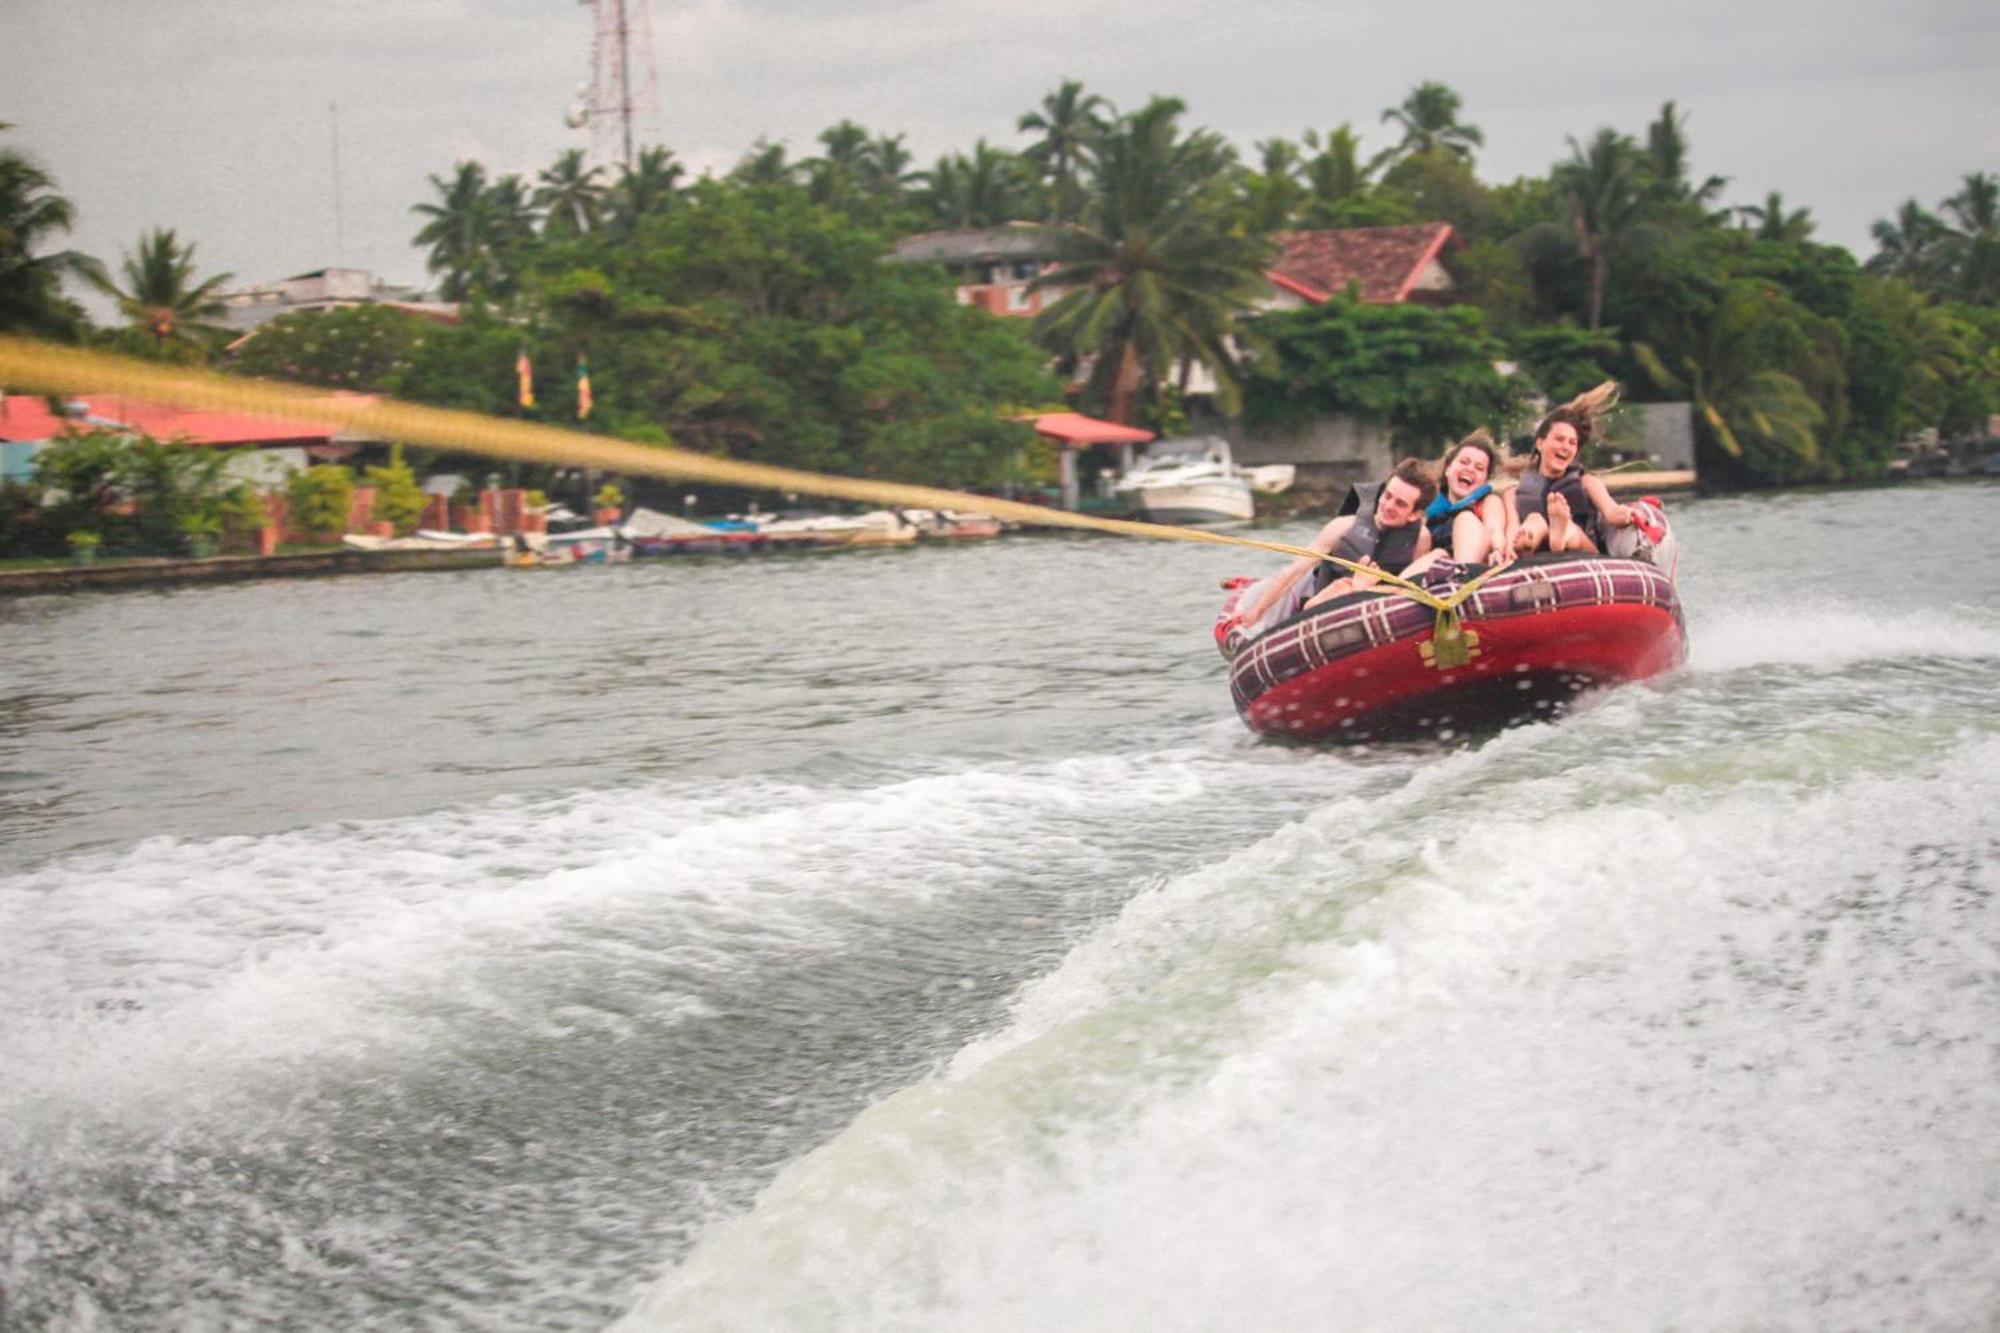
<box><xmin>1216</xmin><ymin>549</ymin><xmax>1686</xmax><ymax>741</ymax></box>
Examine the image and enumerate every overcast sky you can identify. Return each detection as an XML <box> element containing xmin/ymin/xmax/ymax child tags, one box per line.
<box><xmin>8</xmin><ymin>0</ymin><xmax>1997</xmax><ymax>303</ymax></box>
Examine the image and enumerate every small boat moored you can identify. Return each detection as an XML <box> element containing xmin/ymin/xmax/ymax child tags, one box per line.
<box><xmin>1112</xmin><ymin>436</ymin><xmax>1293</xmax><ymax>525</ymax></box>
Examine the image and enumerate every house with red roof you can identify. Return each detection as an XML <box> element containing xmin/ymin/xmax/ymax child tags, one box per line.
<box><xmin>886</xmin><ymin>221</ymin><xmax>1462</xmax><ymax>321</ymax></box>
<box><xmin>1260</xmin><ymin>223</ymin><xmax>1461</xmax><ymax>309</ymax></box>
<box><xmin>0</xmin><ymin>392</ymin><xmax>368</xmax><ymax>484</ymax></box>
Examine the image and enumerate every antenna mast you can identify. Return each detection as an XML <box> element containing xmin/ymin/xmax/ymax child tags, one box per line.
<box><xmin>575</xmin><ymin>0</ymin><xmax>660</xmax><ymax>168</ymax></box>
<box><xmin>329</xmin><ymin>100</ymin><xmax>346</xmax><ymax>263</ymax></box>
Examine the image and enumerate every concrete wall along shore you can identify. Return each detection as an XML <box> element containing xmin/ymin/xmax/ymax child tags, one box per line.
<box><xmin>0</xmin><ymin>547</ymin><xmax>504</xmax><ymax>597</ymax></box>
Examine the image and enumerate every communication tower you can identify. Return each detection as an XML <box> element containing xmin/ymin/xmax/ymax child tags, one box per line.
<box><xmin>565</xmin><ymin>0</ymin><xmax>661</xmax><ymax>168</ymax></box>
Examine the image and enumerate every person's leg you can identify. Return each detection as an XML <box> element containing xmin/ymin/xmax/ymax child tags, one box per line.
<box><xmin>1450</xmin><ymin>510</ymin><xmax>1491</xmax><ymax>563</ymax></box>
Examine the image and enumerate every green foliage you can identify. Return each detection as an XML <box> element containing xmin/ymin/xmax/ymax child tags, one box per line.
<box><xmin>120</xmin><ymin>437</ymin><xmax>230</xmax><ymax>548</ymax></box>
<box><xmin>1243</xmin><ymin>296</ymin><xmax>1525</xmax><ymax>449</ymax></box>
<box><xmin>1031</xmin><ymin>97</ymin><xmax>1270</xmax><ymax>423</ymax></box>
<box><xmin>1507</xmin><ymin>324</ymin><xmax>1624</xmax><ymax>403</ymax></box>
<box><xmin>25</xmin><ymin>428</ymin><xmax>239</xmax><ymax>552</ymax></box>
<box><xmin>87</xmin><ymin>228</ymin><xmax>233</xmax><ymax>360</ymax></box>
<box><xmin>229</xmin><ymin>304</ymin><xmax>434</xmax><ymax>391</ymax></box>
<box><xmin>288</xmin><ymin>464</ymin><xmax>355</xmax><ymax>539</ymax></box>
<box><xmin>1632</xmin><ymin>282</ymin><xmax>1834</xmax><ymax>484</ymax></box>
<box><xmin>592</xmin><ymin>482</ymin><xmax>624</xmax><ymax>511</ymax></box>
<box><xmin>216</xmin><ymin>483</ymin><xmax>271</xmax><ymax>542</ymax></box>
<box><xmin>364</xmin><ymin>448</ymin><xmax>425</xmax><ymax>534</ymax></box>
<box><xmin>476</xmin><ymin>178</ymin><xmax>1057</xmax><ymax>487</ymax></box>
<box><xmin>0</xmin><ymin>129</ymin><xmax>101</xmax><ymax>339</ymax></box>
<box><xmin>1378</xmin><ymin>82</ymin><xmax>1484</xmax><ymax>167</ymax></box>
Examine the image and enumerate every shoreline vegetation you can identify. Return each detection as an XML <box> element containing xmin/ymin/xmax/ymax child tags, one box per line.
<box><xmin>2</xmin><ymin>81</ymin><xmax>1996</xmax><ymax>573</ymax></box>
<box><xmin>27</xmin><ymin>470</ymin><xmax>2000</xmax><ymax>603</ymax></box>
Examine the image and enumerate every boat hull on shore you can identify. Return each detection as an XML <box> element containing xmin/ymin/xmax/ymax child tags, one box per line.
<box><xmin>1220</xmin><ymin>553</ymin><xmax>1686</xmax><ymax>741</ymax></box>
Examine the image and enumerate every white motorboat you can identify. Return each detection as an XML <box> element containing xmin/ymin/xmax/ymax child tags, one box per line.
<box><xmin>1110</xmin><ymin>437</ymin><xmax>1293</xmax><ymax>525</ymax></box>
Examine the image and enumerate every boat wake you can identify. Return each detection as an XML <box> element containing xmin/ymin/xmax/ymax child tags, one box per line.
<box><xmin>618</xmin><ymin>688</ymin><xmax>2000</xmax><ymax>1331</ymax></box>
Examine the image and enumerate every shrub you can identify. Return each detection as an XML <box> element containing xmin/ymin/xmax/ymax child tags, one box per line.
<box><xmin>287</xmin><ymin>465</ymin><xmax>355</xmax><ymax>540</ymax></box>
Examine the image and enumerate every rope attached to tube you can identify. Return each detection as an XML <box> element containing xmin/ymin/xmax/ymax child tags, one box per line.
<box><xmin>0</xmin><ymin>334</ymin><xmax>1498</xmax><ymax>662</ymax></box>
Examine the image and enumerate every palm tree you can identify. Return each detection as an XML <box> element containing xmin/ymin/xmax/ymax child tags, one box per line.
<box><xmin>1555</xmin><ymin>129</ymin><xmax>1651</xmax><ymax>329</ymax></box>
<box><xmin>88</xmin><ymin>228</ymin><xmax>233</xmax><ymax>359</ymax></box>
<box><xmin>483</xmin><ymin>173</ymin><xmax>540</xmax><ymax>255</ymax></box>
<box><xmin>731</xmin><ymin>139</ymin><xmax>798</xmax><ymax>188</ymax></box>
<box><xmin>411</xmin><ymin>160</ymin><xmax>494</xmax><ymax>300</ymax></box>
<box><xmin>860</xmin><ymin>133</ymin><xmax>923</xmax><ymax>202</ymax></box>
<box><xmin>1939</xmin><ymin>171</ymin><xmax>2000</xmax><ymax>303</ymax></box>
<box><xmin>535</xmin><ymin>148</ymin><xmax>605</xmax><ymax>237</ymax></box>
<box><xmin>923</xmin><ymin>141</ymin><xmax>1028</xmax><ymax>228</ymax></box>
<box><xmin>1865</xmin><ymin>199</ymin><xmax>1948</xmax><ymax>286</ymax></box>
<box><xmin>1236</xmin><ymin>137</ymin><xmax>1305</xmax><ymax>233</ymax></box>
<box><xmin>1017</xmin><ymin>78</ymin><xmax>1112</xmax><ymax>224</ymax></box>
<box><xmin>1738</xmin><ymin>190</ymin><xmax>1815</xmax><ymax>244</ymax></box>
<box><xmin>1378</xmin><ymin>81</ymin><xmax>1483</xmax><ymax>166</ymax></box>
<box><xmin>1298</xmin><ymin>124</ymin><xmax>1379</xmax><ymax>226</ymax></box>
<box><xmin>605</xmin><ymin>145</ymin><xmax>683</xmax><ymax>236</ymax></box>
<box><xmin>1632</xmin><ymin>283</ymin><xmax>1826</xmax><ymax>472</ymax></box>
<box><xmin>808</xmin><ymin>119</ymin><xmax>872</xmax><ymax>207</ymax></box>
<box><xmin>0</xmin><ymin>133</ymin><xmax>103</xmax><ymax>337</ymax></box>
<box><xmin>1642</xmin><ymin>101</ymin><xmax>1728</xmax><ymax>217</ymax></box>
<box><xmin>1031</xmin><ymin>98</ymin><xmax>1271</xmax><ymax>423</ymax></box>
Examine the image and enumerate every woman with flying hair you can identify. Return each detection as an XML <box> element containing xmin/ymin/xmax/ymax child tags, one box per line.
<box><xmin>1511</xmin><ymin>381</ymin><xmax>1643</xmax><ymax>555</ymax></box>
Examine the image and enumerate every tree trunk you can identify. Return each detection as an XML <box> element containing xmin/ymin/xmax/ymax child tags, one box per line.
<box><xmin>1108</xmin><ymin>342</ymin><xmax>1143</xmax><ymax>425</ymax></box>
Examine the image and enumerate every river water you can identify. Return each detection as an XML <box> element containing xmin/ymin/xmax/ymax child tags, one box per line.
<box><xmin>3</xmin><ymin>482</ymin><xmax>1997</xmax><ymax>1331</ymax></box>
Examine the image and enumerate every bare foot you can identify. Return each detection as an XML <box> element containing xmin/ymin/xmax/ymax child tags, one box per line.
<box><xmin>1547</xmin><ymin>493</ymin><xmax>1573</xmax><ymax>551</ymax></box>
<box><xmin>1514</xmin><ymin>516</ymin><xmax>1546</xmax><ymax>554</ymax></box>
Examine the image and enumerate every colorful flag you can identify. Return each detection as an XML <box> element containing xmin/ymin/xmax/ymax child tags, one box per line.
<box><xmin>516</xmin><ymin>351</ymin><xmax>535</xmax><ymax>410</ymax></box>
<box><xmin>576</xmin><ymin>357</ymin><xmax>593</xmax><ymax>420</ymax></box>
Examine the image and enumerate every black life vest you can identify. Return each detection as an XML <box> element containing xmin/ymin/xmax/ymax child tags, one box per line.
<box><xmin>1423</xmin><ymin>483</ymin><xmax>1492</xmax><ymax>549</ymax></box>
<box><xmin>1514</xmin><ymin>465</ymin><xmax>1601</xmax><ymax>547</ymax></box>
<box><xmin>1310</xmin><ymin>483</ymin><xmax>1423</xmax><ymax>597</ymax></box>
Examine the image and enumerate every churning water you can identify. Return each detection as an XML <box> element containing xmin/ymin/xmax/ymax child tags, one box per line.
<box><xmin>3</xmin><ymin>483</ymin><xmax>1997</xmax><ymax>1330</ymax></box>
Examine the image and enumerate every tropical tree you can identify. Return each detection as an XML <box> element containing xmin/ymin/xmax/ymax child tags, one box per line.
<box><xmin>1632</xmin><ymin>282</ymin><xmax>1829</xmax><ymax>481</ymax></box>
<box><xmin>1842</xmin><ymin>274</ymin><xmax>1988</xmax><ymax>450</ymax></box>
<box><xmin>860</xmin><ymin>133</ymin><xmax>924</xmax><ymax>204</ymax></box>
<box><xmin>1553</xmin><ymin>129</ymin><xmax>1652</xmax><ymax>329</ymax></box>
<box><xmin>412</xmin><ymin>161</ymin><xmax>497</xmax><ymax>300</ymax></box>
<box><xmin>1377</xmin><ymin>81</ymin><xmax>1483</xmax><ymax>167</ymax></box>
<box><xmin>1235</xmin><ymin>137</ymin><xmax>1306</xmax><ymax>233</ymax></box>
<box><xmin>481</xmin><ymin>173</ymin><xmax>540</xmax><ymax>281</ymax></box>
<box><xmin>1030</xmin><ymin>98</ymin><xmax>1271</xmax><ymax>423</ymax></box>
<box><xmin>88</xmin><ymin>228</ymin><xmax>234</xmax><ymax>359</ymax></box>
<box><xmin>924</xmin><ymin>141</ymin><xmax>1029</xmax><ymax>229</ymax></box>
<box><xmin>1738</xmin><ymin>191</ymin><xmax>1815</xmax><ymax>244</ymax></box>
<box><xmin>1017</xmin><ymin>78</ymin><xmax>1112</xmax><ymax>224</ymax></box>
<box><xmin>730</xmin><ymin>139</ymin><xmax>799</xmax><ymax>188</ymax></box>
<box><xmin>535</xmin><ymin>148</ymin><xmax>606</xmax><ymax>237</ymax></box>
<box><xmin>1865</xmin><ymin>199</ymin><xmax>1948</xmax><ymax>286</ymax></box>
<box><xmin>227</xmin><ymin>303</ymin><xmax>433</xmax><ymax>392</ymax></box>
<box><xmin>808</xmin><ymin>119</ymin><xmax>873</xmax><ymax>209</ymax></box>
<box><xmin>605</xmin><ymin>146</ymin><xmax>683</xmax><ymax>238</ymax></box>
<box><xmin>1642</xmin><ymin>101</ymin><xmax>1728</xmax><ymax>216</ymax></box>
<box><xmin>0</xmin><ymin>131</ymin><xmax>102</xmax><ymax>337</ymax></box>
<box><xmin>1243</xmin><ymin>296</ymin><xmax>1524</xmax><ymax>450</ymax></box>
<box><xmin>1295</xmin><ymin>125</ymin><xmax>1380</xmax><ymax>225</ymax></box>
<box><xmin>1939</xmin><ymin>171</ymin><xmax>2000</xmax><ymax>303</ymax></box>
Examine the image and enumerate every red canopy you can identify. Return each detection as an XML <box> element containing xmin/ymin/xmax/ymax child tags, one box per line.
<box><xmin>1028</xmin><ymin>412</ymin><xmax>1154</xmax><ymax>447</ymax></box>
<box><xmin>0</xmin><ymin>393</ymin><xmax>355</xmax><ymax>446</ymax></box>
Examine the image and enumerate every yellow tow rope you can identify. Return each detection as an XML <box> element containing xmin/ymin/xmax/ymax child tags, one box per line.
<box><xmin>0</xmin><ymin>335</ymin><xmax>1498</xmax><ymax>665</ymax></box>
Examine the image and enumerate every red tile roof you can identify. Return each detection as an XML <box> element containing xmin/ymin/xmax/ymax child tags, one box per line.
<box><xmin>0</xmin><ymin>393</ymin><xmax>354</xmax><ymax>446</ymax></box>
<box><xmin>1029</xmin><ymin>412</ymin><xmax>1156</xmax><ymax>446</ymax></box>
<box><xmin>1267</xmin><ymin>223</ymin><xmax>1459</xmax><ymax>304</ymax></box>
